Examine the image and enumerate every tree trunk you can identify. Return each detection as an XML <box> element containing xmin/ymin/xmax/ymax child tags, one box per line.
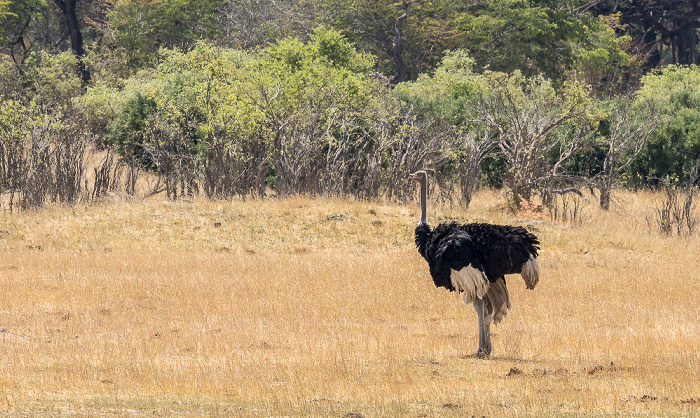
<box><xmin>53</xmin><ymin>0</ymin><xmax>91</xmax><ymax>84</ymax></box>
<box><xmin>599</xmin><ymin>166</ymin><xmax>616</xmax><ymax>210</ymax></box>
<box><xmin>675</xmin><ymin>27</ymin><xmax>699</xmax><ymax>65</ymax></box>
<box><xmin>508</xmin><ymin>182</ymin><xmax>529</xmax><ymax>211</ymax></box>
<box><xmin>599</xmin><ymin>186</ymin><xmax>611</xmax><ymax>211</ymax></box>
<box><xmin>390</xmin><ymin>1</ymin><xmax>417</xmax><ymax>84</ymax></box>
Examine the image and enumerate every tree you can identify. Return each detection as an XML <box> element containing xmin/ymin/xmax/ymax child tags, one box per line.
<box><xmin>260</xmin><ymin>28</ymin><xmax>379</xmax><ymax>197</ymax></box>
<box><xmin>592</xmin><ymin>0</ymin><xmax>700</xmax><ymax>69</ymax></box>
<box><xmin>104</xmin><ymin>0</ymin><xmax>225</xmax><ymax>72</ymax></box>
<box><xmin>396</xmin><ymin>49</ymin><xmax>498</xmax><ymax>208</ymax></box>
<box><xmin>0</xmin><ymin>0</ymin><xmax>49</xmax><ymax>69</ymax></box>
<box><xmin>0</xmin><ymin>99</ymin><xmax>89</xmax><ymax>211</ymax></box>
<box><xmin>25</xmin><ymin>51</ymin><xmax>84</xmax><ymax>107</ymax></box>
<box><xmin>457</xmin><ymin>130</ymin><xmax>498</xmax><ymax>208</ymax></box>
<box><xmin>0</xmin><ymin>0</ymin><xmax>103</xmax><ymax>85</ymax></box>
<box><xmin>316</xmin><ymin>0</ymin><xmax>473</xmax><ymax>81</ymax></box>
<box><xmin>595</xmin><ymin>95</ymin><xmax>657</xmax><ymax>210</ymax></box>
<box><xmin>87</xmin><ymin>31</ymin><xmax>389</xmax><ymax>199</ymax></box>
<box><xmin>216</xmin><ymin>0</ymin><xmax>316</xmax><ymax>50</ymax></box>
<box><xmin>473</xmin><ymin>71</ymin><xmax>598</xmax><ymax>209</ymax></box>
<box><xmin>628</xmin><ymin>64</ymin><xmax>700</xmax><ymax>186</ymax></box>
<box><xmin>569</xmin><ymin>12</ymin><xmax>641</xmax><ymax>96</ymax></box>
<box><xmin>456</xmin><ymin>0</ymin><xmax>595</xmax><ymax>82</ymax></box>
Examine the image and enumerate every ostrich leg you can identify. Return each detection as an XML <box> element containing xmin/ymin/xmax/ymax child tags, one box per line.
<box><xmin>473</xmin><ymin>297</ymin><xmax>492</xmax><ymax>358</ymax></box>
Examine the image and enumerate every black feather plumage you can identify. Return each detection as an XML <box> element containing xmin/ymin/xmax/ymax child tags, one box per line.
<box><xmin>415</xmin><ymin>221</ymin><xmax>539</xmax><ymax>292</ymax></box>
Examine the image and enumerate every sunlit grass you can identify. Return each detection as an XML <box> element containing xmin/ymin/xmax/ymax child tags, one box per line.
<box><xmin>0</xmin><ymin>190</ymin><xmax>698</xmax><ymax>415</ymax></box>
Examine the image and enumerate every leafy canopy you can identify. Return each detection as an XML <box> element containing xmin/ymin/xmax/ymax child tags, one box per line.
<box><xmin>629</xmin><ymin>65</ymin><xmax>700</xmax><ymax>184</ymax></box>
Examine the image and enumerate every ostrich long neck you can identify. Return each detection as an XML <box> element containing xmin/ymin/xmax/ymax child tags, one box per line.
<box><xmin>419</xmin><ymin>178</ymin><xmax>427</xmax><ymax>225</ymax></box>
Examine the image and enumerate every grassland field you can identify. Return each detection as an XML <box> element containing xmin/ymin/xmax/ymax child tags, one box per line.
<box><xmin>0</xmin><ymin>189</ymin><xmax>699</xmax><ymax>416</ymax></box>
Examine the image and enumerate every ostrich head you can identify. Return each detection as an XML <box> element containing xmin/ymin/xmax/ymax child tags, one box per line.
<box><xmin>409</xmin><ymin>170</ymin><xmax>428</xmax><ymax>226</ymax></box>
<box><xmin>408</xmin><ymin>170</ymin><xmax>427</xmax><ymax>184</ymax></box>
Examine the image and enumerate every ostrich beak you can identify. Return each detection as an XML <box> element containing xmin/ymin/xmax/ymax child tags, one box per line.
<box><xmin>408</xmin><ymin>172</ymin><xmax>418</xmax><ymax>180</ymax></box>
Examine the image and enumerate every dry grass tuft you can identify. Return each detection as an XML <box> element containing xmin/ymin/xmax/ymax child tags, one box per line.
<box><xmin>0</xmin><ymin>190</ymin><xmax>698</xmax><ymax>415</ymax></box>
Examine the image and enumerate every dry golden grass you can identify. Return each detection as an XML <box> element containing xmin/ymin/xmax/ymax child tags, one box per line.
<box><xmin>0</xmin><ymin>190</ymin><xmax>699</xmax><ymax>416</ymax></box>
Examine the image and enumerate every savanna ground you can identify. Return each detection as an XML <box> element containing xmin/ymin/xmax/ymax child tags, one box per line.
<box><xmin>0</xmin><ymin>188</ymin><xmax>698</xmax><ymax>416</ymax></box>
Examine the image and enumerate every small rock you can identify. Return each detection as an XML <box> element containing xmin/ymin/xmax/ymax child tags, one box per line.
<box><xmin>587</xmin><ymin>364</ymin><xmax>604</xmax><ymax>375</ymax></box>
<box><xmin>506</xmin><ymin>367</ymin><xmax>523</xmax><ymax>376</ymax></box>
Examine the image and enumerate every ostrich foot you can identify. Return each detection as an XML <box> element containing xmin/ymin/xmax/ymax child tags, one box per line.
<box><xmin>464</xmin><ymin>348</ymin><xmax>491</xmax><ymax>360</ymax></box>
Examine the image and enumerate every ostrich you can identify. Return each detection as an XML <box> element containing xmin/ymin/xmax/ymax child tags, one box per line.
<box><xmin>409</xmin><ymin>170</ymin><xmax>540</xmax><ymax>358</ymax></box>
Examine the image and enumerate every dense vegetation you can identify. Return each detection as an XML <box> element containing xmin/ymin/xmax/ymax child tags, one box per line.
<box><xmin>1</xmin><ymin>0</ymin><xmax>700</xmax><ymax>212</ymax></box>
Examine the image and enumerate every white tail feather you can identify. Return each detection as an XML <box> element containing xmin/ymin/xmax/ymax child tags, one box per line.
<box><xmin>521</xmin><ymin>256</ymin><xmax>540</xmax><ymax>290</ymax></box>
<box><xmin>451</xmin><ymin>266</ymin><xmax>490</xmax><ymax>304</ymax></box>
<box><xmin>486</xmin><ymin>277</ymin><xmax>511</xmax><ymax>325</ymax></box>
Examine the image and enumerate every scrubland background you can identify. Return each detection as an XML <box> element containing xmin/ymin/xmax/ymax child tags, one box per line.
<box><xmin>0</xmin><ymin>190</ymin><xmax>698</xmax><ymax>416</ymax></box>
<box><xmin>3</xmin><ymin>2</ymin><xmax>700</xmax><ymax>414</ymax></box>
